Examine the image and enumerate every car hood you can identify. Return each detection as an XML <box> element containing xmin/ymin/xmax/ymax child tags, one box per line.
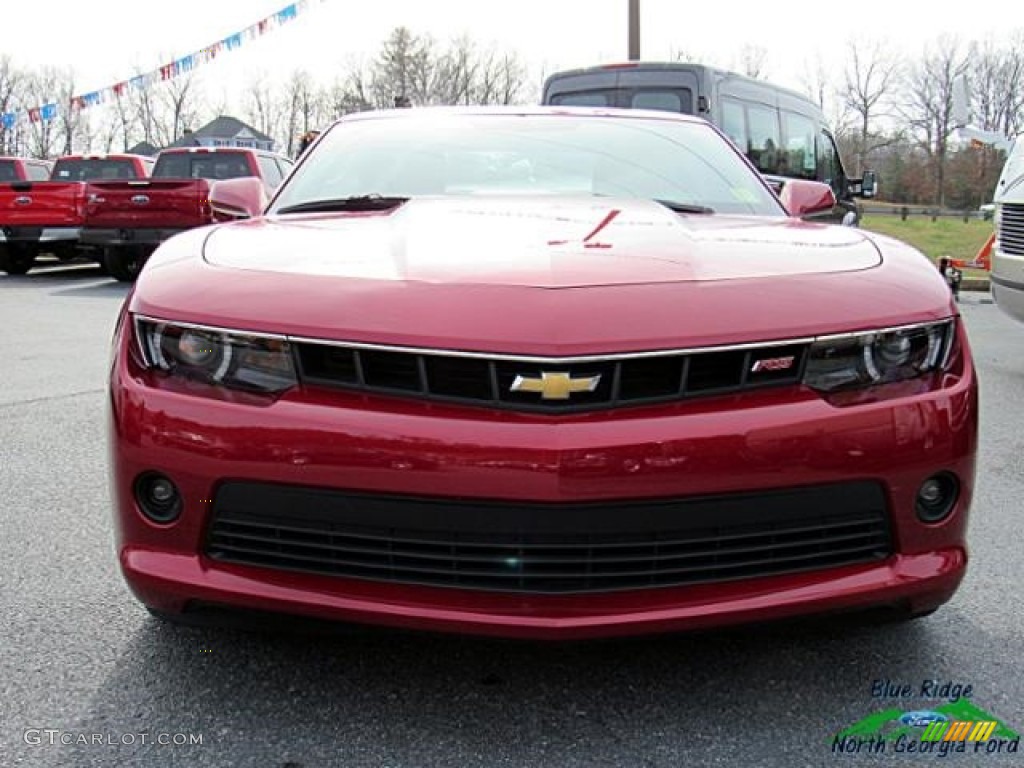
<box><xmin>134</xmin><ymin>197</ymin><xmax>954</xmax><ymax>356</ymax></box>
<box><xmin>201</xmin><ymin>196</ymin><xmax>881</xmax><ymax>287</ymax></box>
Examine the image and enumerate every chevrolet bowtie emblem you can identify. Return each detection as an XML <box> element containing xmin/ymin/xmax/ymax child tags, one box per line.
<box><xmin>510</xmin><ymin>371</ymin><xmax>602</xmax><ymax>400</ymax></box>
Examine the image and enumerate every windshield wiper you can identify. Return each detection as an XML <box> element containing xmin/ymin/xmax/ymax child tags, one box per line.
<box><xmin>655</xmin><ymin>199</ymin><xmax>715</xmax><ymax>214</ymax></box>
<box><xmin>276</xmin><ymin>195</ymin><xmax>410</xmax><ymax>215</ymax></box>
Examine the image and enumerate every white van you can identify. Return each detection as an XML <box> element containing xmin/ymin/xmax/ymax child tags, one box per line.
<box><xmin>991</xmin><ymin>143</ymin><xmax>1024</xmax><ymax>322</ymax></box>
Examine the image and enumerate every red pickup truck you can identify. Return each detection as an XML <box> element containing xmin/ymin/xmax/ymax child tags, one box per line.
<box><xmin>81</xmin><ymin>147</ymin><xmax>293</xmax><ymax>281</ymax></box>
<box><xmin>0</xmin><ymin>154</ymin><xmax>153</xmax><ymax>275</ymax></box>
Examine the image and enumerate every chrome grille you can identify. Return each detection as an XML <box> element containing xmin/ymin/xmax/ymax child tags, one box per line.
<box><xmin>999</xmin><ymin>203</ymin><xmax>1024</xmax><ymax>256</ymax></box>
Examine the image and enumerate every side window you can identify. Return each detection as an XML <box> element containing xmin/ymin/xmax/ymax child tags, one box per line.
<box><xmin>782</xmin><ymin>112</ymin><xmax>818</xmax><ymax>179</ymax></box>
<box><xmin>818</xmin><ymin>130</ymin><xmax>844</xmax><ymax>197</ymax></box>
<box><xmin>747</xmin><ymin>104</ymin><xmax>781</xmax><ymax>174</ymax></box>
<box><xmin>720</xmin><ymin>99</ymin><xmax>747</xmax><ymax>152</ymax></box>
<box><xmin>258</xmin><ymin>156</ymin><xmax>283</xmax><ymax>188</ymax></box>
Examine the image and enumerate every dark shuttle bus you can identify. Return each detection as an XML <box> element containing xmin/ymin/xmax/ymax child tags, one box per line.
<box><xmin>542</xmin><ymin>61</ymin><xmax>876</xmax><ymax>224</ymax></box>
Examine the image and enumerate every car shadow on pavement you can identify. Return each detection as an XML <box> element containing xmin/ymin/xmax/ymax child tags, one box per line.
<box><xmin>57</xmin><ymin>605</ymin><xmax>1000</xmax><ymax>767</ymax></box>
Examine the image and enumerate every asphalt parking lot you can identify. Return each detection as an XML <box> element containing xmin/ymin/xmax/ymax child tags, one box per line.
<box><xmin>2</xmin><ymin>262</ymin><xmax>1023</xmax><ymax>768</ymax></box>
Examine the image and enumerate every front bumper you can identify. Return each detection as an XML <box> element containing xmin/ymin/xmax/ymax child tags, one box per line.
<box><xmin>992</xmin><ymin>245</ymin><xmax>1024</xmax><ymax>323</ymax></box>
<box><xmin>109</xmin><ymin>320</ymin><xmax>978</xmax><ymax>639</ymax></box>
<box><xmin>80</xmin><ymin>227</ymin><xmax>186</xmax><ymax>248</ymax></box>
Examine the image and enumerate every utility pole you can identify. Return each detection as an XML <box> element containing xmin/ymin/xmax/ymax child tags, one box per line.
<box><xmin>628</xmin><ymin>0</ymin><xmax>640</xmax><ymax>60</ymax></box>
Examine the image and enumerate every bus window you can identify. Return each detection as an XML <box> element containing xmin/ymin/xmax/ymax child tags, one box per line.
<box><xmin>630</xmin><ymin>89</ymin><xmax>692</xmax><ymax>114</ymax></box>
<box><xmin>782</xmin><ymin>111</ymin><xmax>818</xmax><ymax>179</ymax></box>
<box><xmin>550</xmin><ymin>91</ymin><xmax>615</xmax><ymax>107</ymax></box>
<box><xmin>747</xmin><ymin>104</ymin><xmax>781</xmax><ymax>174</ymax></box>
<box><xmin>721</xmin><ymin>99</ymin><xmax>747</xmax><ymax>152</ymax></box>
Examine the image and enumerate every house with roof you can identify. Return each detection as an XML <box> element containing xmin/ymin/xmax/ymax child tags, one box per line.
<box><xmin>164</xmin><ymin>116</ymin><xmax>275</xmax><ymax>152</ymax></box>
<box><xmin>125</xmin><ymin>140</ymin><xmax>160</xmax><ymax>157</ymax></box>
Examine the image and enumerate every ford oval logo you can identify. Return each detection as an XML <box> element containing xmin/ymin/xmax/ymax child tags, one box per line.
<box><xmin>131</xmin><ymin>195</ymin><xmax>150</xmax><ymax>205</ymax></box>
<box><xmin>900</xmin><ymin>710</ymin><xmax>949</xmax><ymax>727</ymax></box>
<box><xmin>14</xmin><ymin>196</ymin><xmax>31</xmax><ymax>205</ymax></box>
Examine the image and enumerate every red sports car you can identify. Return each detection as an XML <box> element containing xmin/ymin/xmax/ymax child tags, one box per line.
<box><xmin>108</xmin><ymin>107</ymin><xmax>977</xmax><ymax>639</ymax></box>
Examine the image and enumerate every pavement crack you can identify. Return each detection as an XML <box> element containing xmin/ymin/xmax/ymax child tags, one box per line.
<box><xmin>0</xmin><ymin>388</ymin><xmax>106</xmax><ymax>409</ymax></box>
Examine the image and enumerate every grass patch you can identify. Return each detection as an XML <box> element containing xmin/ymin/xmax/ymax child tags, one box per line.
<box><xmin>860</xmin><ymin>214</ymin><xmax>993</xmax><ymax>281</ymax></box>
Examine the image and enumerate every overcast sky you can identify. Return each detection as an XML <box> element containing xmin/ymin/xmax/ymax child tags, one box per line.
<box><xmin>1</xmin><ymin>0</ymin><xmax>1019</xmax><ymax>112</ymax></box>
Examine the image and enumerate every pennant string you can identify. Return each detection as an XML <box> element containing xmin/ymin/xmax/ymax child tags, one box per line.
<box><xmin>1</xmin><ymin>0</ymin><xmax>325</xmax><ymax>128</ymax></box>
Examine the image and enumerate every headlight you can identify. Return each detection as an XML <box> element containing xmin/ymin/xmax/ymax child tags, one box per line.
<box><xmin>134</xmin><ymin>318</ymin><xmax>297</xmax><ymax>394</ymax></box>
<box><xmin>803</xmin><ymin>320</ymin><xmax>954</xmax><ymax>393</ymax></box>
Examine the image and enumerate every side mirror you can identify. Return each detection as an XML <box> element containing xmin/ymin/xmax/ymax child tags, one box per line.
<box><xmin>209</xmin><ymin>177</ymin><xmax>267</xmax><ymax>222</ymax></box>
<box><xmin>859</xmin><ymin>169</ymin><xmax>878</xmax><ymax>199</ymax></box>
<box><xmin>762</xmin><ymin>174</ymin><xmax>785</xmax><ymax>195</ymax></box>
<box><xmin>778</xmin><ymin>179</ymin><xmax>837</xmax><ymax>217</ymax></box>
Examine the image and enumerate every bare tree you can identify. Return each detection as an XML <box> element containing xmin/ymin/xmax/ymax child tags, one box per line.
<box><xmin>23</xmin><ymin>68</ymin><xmax>63</xmax><ymax>158</ymax></box>
<box><xmin>371</xmin><ymin>27</ymin><xmax>435</xmax><ymax>107</ymax></box>
<box><xmin>736</xmin><ymin>44</ymin><xmax>769</xmax><ymax>80</ymax></box>
<box><xmin>0</xmin><ymin>56</ymin><xmax>24</xmax><ymax>154</ymax></box>
<box><xmin>966</xmin><ymin>35</ymin><xmax>1024</xmax><ymax>137</ymax></box>
<box><xmin>96</xmin><ymin>107</ymin><xmax>124</xmax><ymax>153</ymax></box>
<box><xmin>52</xmin><ymin>69</ymin><xmax>87</xmax><ymax>155</ymax></box>
<box><xmin>283</xmin><ymin>70</ymin><xmax>328</xmax><ymax>157</ymax></box>
<box><xmin>157</xmin><ymin>71</ymin><xmax>203</xmax><ymax>145</ymax></box>
<box><xmin>799</xmin><ymin>54</ymin><xmax>832</xmax><ymax>111</ymax></box>
<box><xmin>109</xmin><ymin>89</ymin><xmax>140</xmax><ymax>152</ymax></box>
<box><xmin>243</xmin><ymin>71</ymin><xmax>285</xmax><ymax>146</ymax></box>
<box><xmin>130</xmin><ymin>68</ymin><xmax>162</xmax><ymax>148</ymax></box>
<box><xmin>432</xmin><ymin>36</ymin><xmax>480</xmax><ymax>105</ymax></box>
<box><xmin>901</xmin><ymin>35</ymin><xmax>969</xmax><ymax>205</ymax></box>
<box><xmin>327</xmin><ymin>63</ymin><xmax>374</xmax><ymax>120</ymax></box>
<box><xmin>480</xmin><ymin>52</ymin><xmax>527</xmax><ymax>105</ymax></box>
<box><xmin>843</xmin><ymin>38</ymin><xmax>901</xmax><ymax>176</ymax></box>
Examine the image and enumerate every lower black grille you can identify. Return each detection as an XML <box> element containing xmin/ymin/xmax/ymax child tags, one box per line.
<box><xmin>205</xmin><ymin>481</ymin><xmax>892</xmax><ymax>594</ymax></box>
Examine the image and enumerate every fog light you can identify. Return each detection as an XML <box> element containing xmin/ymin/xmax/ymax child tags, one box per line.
<box><xmin>915</xmin><ymin>473</ymin><xmax>959</xmax><ymax>523</ymax></box>
<box><xmin>134</xmin><ymin>472</ymin><xmax>183</xmax><ymax>523</ymax></box>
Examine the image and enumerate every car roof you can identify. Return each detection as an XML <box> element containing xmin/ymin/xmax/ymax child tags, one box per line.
<box><xmin>158</xmin><ymin>147</ymin><xmax>290</xmax><ymax>160</ymax></box>
<box><xmin>55</xmin><ymin>154</ymin><xmax>150</xmax><ymax>161</ymax></box>
<box><xmin>329</xmin><ymin>105</ymin><xmax>709</xmax><ymax>130</ymax></box>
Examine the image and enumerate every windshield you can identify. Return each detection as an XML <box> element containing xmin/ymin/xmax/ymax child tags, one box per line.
<box><xmin>51</xmin><ymin>158</ymin><xmax>140</xmax><ymax>180</ymax></box>
<box><xmin>269</xmin><ymin>112</ymin><xmax>785</xmax><ymax>217</ymax></box>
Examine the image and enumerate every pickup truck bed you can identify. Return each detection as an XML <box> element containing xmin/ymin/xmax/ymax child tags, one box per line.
<box><xmin>0</xmin><ymin>181</ymin><xmax>86</xmax><ymax>274</ymax></box>
<box><xmin>82</xmin><ymin>178</ymin><xmax>213</xmax><ymax>242</ymax></box>
<box><xmin>0</xmin><ymin>154</ymin><xmax>153</xmax><ymax>275</ymax></box>
<box><xmin>81</xmin><ymin>147</ymin><xmax>291</xmax><ymax>281</ymax></box>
